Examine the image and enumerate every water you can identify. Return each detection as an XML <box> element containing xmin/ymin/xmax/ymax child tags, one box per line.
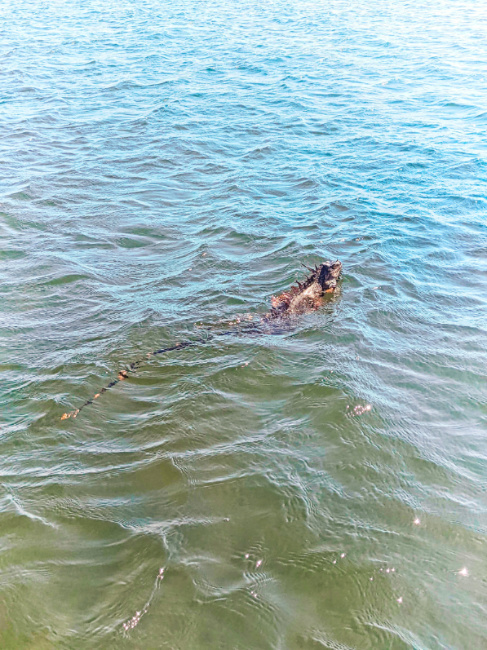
<box><xmin>1</xmin><ymin>0</ymin><xmax>486</xmax><ymax>647</ymax></box>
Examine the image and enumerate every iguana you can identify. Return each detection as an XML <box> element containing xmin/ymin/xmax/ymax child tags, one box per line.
<box><xmin>61</xmin><ymin>260</ymin><xmax>342</xmax><ymax>420</ymax></box>
<box><xmin>268</xmin><ymin>260</ymin><xmax>342</xmax><ymax>318</ymax></box>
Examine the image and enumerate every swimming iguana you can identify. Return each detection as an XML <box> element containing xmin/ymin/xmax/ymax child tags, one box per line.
<box><xmin>61</xmin><ymin>260</ymin><xmax>342</xmax><ymax>420</ymax></box>
<box><xmin>268</xmin><ymin>260</ymin><xmax>342</xmax><ymax>318</ymax></box>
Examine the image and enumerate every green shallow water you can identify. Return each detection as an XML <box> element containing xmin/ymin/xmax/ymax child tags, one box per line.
<box><xmin>1</xmin><ymin>0</ymin><xmax>487</xmax><ymax>648</ymax></box>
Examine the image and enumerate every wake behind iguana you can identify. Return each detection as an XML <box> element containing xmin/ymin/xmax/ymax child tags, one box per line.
<box><xmin>61</xmin><ymin>260</ymin><xmax>342</xmax><ymax>420</ymax></box>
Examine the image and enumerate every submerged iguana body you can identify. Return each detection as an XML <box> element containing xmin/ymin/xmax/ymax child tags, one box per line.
<box><xmin>61</xmin><ymin>260</ymin><xmax>342</xmax><ymax>420</ymax></box>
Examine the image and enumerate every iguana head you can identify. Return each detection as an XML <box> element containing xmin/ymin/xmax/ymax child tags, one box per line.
<box><xmin>317</xmin><ymin>260</ymin><xmax>342</xmax><ymax>292</ymax></box>
<box><xmin>270</xmin><ymin>260</ymin><xmax>342</xmax><ymax>316</ymax></box>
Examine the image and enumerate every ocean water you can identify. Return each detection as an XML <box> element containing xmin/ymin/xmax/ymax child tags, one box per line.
<box><xmin>1</xmin><ymin>0</ymin><xmax>486</xmax><ymax>647</ymax></box>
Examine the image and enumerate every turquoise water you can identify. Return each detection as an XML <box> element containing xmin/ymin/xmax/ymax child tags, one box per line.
<box><xmin>1</xmin><ymin>0</ymin><xmax>486</xmax><ymax>647</ymax></box>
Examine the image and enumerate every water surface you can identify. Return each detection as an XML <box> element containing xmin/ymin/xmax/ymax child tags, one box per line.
<box><xmin>1</xmin><ymin>0</ymin><xmax>486</xmax><ymax>648</ymax></box>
